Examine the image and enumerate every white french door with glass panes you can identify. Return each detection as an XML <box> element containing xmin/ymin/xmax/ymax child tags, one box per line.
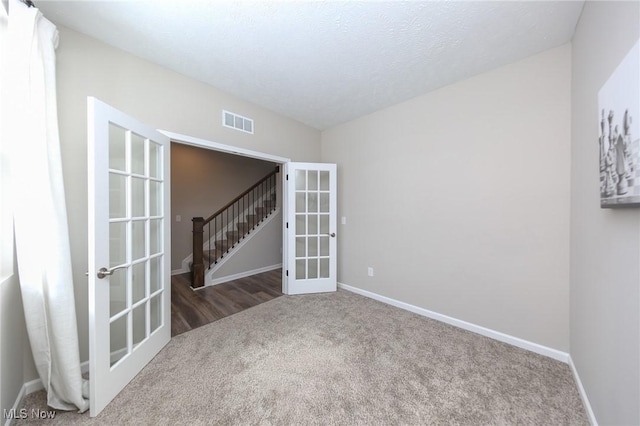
<box><xmin>88</xmin><ymin>97</ymin><xmax>170</xmax><ymax>417</ymax></box>
<box><xmin>285</xmin><ymin>163</ymin><xmax>337</xmax><ymax>295</ymax></box>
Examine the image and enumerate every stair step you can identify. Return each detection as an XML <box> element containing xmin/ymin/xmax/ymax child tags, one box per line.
<box><xmin>203</xmin><ymin>249</ymin><xmax>223</xmax><ymax>264</ymax></box>
<box><xmin>237</xmin><ymin>222</ymin><xmax>250</xmax><ymax>233</ymax></box>
<box><xmin>263</xmin><ymin>200</ymin><xmax>276</xmax><ymax>209</ymax></box>
<box><xmin>226</xmin><ymin>230</ymin><xmax>241</xmax><ymax>242</ymax></box>
<box><xmin>215</xmin><ymin>239</ymin><xmax>233</xmax><ymax>251</ymax></box>
<box><xmin>255</xmin><ymin>207</ymin><xmax>266</xmax><ymax>218</ymax></box>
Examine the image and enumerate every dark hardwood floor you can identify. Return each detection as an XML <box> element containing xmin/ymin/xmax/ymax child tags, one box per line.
<box><xmin>171</xmin><ymin>268</ymin><xmax>283</xmax><ymax>336</ymax></box>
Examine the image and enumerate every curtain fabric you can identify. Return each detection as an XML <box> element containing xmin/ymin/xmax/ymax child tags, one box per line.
<box><xmin>6</xmin><ymin>0</ymin><xmax>88</xmax><ymax>412</ymax></box>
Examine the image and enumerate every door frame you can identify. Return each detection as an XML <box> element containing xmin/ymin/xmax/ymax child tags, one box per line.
<box><xmin>159</xmin><ymin>131</ymin><xmax>291</xmax><ymax>293</ymax></box>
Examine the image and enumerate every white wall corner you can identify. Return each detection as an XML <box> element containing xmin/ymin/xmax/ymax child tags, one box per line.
<box><xmin>337</xmin><ymin>282</ymin><xmax>570</xmax><ymax>363</ymax></box>
<box><xmin>568</xmin><ymin>355</ymin><xmax>598</xmax><ymax>426</ymax></box>
<box><xmin>4</xmin><ymin>378</ymin><xmax>43</xmax><ymax>426</ymax></box>
<box><xmin>5</xmin><ymin>363</ymin><xmax>90</xmax><ymax>426</ymax></box>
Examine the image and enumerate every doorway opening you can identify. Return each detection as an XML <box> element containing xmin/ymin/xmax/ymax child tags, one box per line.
<box><xmin>164</xmin><ymin>131</ymin><xmax>290</xmax><ymax>335</ymax></box>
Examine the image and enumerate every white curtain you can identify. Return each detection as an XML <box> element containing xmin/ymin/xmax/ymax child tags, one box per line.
<box><xmin>5</xmin><ymin>0</ymin><xmax>88</xmax><ymax>412</ymax></box>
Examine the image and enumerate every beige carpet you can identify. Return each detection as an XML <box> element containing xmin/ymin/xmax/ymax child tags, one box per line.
<box><xmin>17</xmin><ymin>289</ymin><xmax>588</xmax><ymax>425</ymax></box>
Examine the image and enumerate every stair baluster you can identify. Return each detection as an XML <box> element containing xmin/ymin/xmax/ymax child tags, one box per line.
<box><xmin>191</xmin><ymin>166</ymin><xmax>279</xmax><ymax>288</ymax></box>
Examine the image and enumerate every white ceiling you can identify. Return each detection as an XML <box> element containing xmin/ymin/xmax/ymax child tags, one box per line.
<box><xmin>37</xmin><ymin>1</ymin><xmax>584</xmax><ymax>130</ymax></box>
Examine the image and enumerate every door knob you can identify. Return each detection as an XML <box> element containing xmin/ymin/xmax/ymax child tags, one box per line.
<box><xmin>323</xmin><ymin>233</ymin><xmax>336</xmax><ymax>238</ymax></box>
<box><xmin>97</xmin><ymin>265</ymin><xmax>126</xmax><ymax>279</ymax></box>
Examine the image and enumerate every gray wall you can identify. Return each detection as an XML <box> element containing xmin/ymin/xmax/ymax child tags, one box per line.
<box><xmin>54</xmin><ymin>26</ymin><xmax>321</xmax><ymax>363</ymax></box>
<box><xmin>570</xmin><ymin>2</ymin><xmax>640</xmax><ymax>425</ymax></box>
<box><xmin>170</xmin><ymin>143</ymin><xmax>277</xmax><ymax>270</ymax></box>
<box><xmin>321</xmin><ymin>45</ymin><xmax>572</xmax><ymax>351</ymax></box>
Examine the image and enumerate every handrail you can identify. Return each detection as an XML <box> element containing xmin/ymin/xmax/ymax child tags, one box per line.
<box><xmin>191</xmin><ymin>165</ymin><xmax>279</xmax><ymax>287</ymax></box>
<box><xmin>204</xmin><ymin>167</ymin><xmax>279</xmax><ymax>224</ymax></box>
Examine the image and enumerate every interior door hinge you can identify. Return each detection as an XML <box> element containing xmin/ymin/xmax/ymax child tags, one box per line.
<box><xmin>286</xmin><ymin>174</ymin><xmax>288</xmax><ymax>180</ymax></box>
<box><xmin>286</xmin><ymin>270</ymin><xmax>289</xmax><ymax>277</ymax></box>
<box><xmin>286</xmin><ymin>222</ymin><xmax>288</xmax><ymax>228</ymax></box>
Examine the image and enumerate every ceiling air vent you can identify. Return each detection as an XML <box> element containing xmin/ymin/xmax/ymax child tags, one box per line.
<box><xmin>222</xmin><ymin>110</ymin><xmax>254</xmax><ymax>134</ymax></box>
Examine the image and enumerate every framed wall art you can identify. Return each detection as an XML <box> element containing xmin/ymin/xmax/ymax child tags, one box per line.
<box><xmin>598</xmin><ymin>40</ymin><xmax>640</xmax><ymax>208</ymax></box>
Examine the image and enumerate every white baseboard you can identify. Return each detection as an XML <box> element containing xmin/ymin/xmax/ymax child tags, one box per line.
<box><xmin>171</xmin><ymin>268</ymin><xmax>188</xmax><ymax>276</ymax></box>
<box><xmin>5</xmin><ymin>361</ymin><xmax>90</xmax><ymax>426</ymax></box>
<box><xmin>338</xmin><ymin>282</ymin><xmax>570</xmax><ymax>363</ymax></box>
<box><xmin>22</xmin><ymin>378</ymin><xmax>44</xmax><ymax>397</ymax></box>
<box><xmin>198</xmin><ymin>264</ymin><xmax>282</xmax><ymax>289</ymax></box>
<box><xmin>568</xmin><ymin>356</ymin><xmax>598</xmax><ymax>425</ymax></box>
<box><xmin>4</xmin><ymin>378</ymin><xmax>44</xmax><ymax>426</ymax></box>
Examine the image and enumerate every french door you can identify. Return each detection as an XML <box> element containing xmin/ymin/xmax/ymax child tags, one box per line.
<box><xmin>87</xmin><ymin>98</ymin><xmax>171</xmax><ymax>416</ymax></box>
<box><xmin>285</xmin><ymin>163</ymin><xmax>337</xmax><ymax>295</ymax></box>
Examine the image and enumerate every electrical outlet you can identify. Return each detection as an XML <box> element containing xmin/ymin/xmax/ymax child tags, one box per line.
<box><xmin>367</xmin><ymin>267</ymin><xmax>374</xmax><ymax>277</ymax></box>
<box><xmin>341</xmin><ymin>216</ymin><xmax>347</xmax><ymax>225</ymax></box>
<box><xmin>176</xmin><ymin>215</ymin><xmax>182</xmax><ymax>222</ymax></box>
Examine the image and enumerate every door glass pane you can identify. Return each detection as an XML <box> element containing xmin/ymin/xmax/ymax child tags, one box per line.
<box><xmin>296</xmin><ymin>237</ymin><xmax>306</xmax><ymax>258</ymax></box>
<box><xmin>109</xmin><ymin>222</ymin><xmax>127</xmax><ymax>267</ymax></box>
<box><xmin>296</xmin><ymin>259</ymin><xmax>306</xmax><ymax>279</ymax></box>
<box><xmin>131</xmin><ymin>133</ymin><xmax>145</xmax><ymax>176</ymax></box>
<box><xmin>320</xmin><ymin>258</ymin><xmax>329</xmax><ymax>278</ymax></box>
<box><xmin>308</xmin><ymin>258</ymin><xmax>318</xmax><ymax>279</ymax></box>
<box><xmin>320</xmin><ymin>215</ymin><xmax>329</xmax><ymax>234</ymax></box>
<box><xmin>308</xmin><ymin>237</ymin><xmax>318</xmax><ymax>257</ymax></box>
<box><xmin>295</xmin><ymin>193</ymin><xmax>306</xmax><ymax>213</ymax></box>
<box><xmin>320</xmin><ymin>237</ymin><xmax>329</xmax><ymax>256</ymax></box>
<box><xmin>295</xmin><ymin>170</ymin><xmax>306</xmax><ymax>190</ymax></box>
<box><xmin>149</xmin><ymin>181</ymin><xmax>161</xmax><ymax>216</ymax></box>
<box><xmin>150</xmin><ymin>295</ymin><xmax>162</xmax><ymax>334</ymax></box>
<box><xmin>132</xmin><ymin>261</ymin><xmax>146</xmax><ymax>305</ymax></box>
<box><xmin>109</xmin><ymin>267</ymin><xmax>127</xmax><ymax>317</ymax></box>
<box><xmin>131</xmin><ymin>177</ymin><xmax>145</xmax><ymax>218</ymax></box>
<box><xmin>132</xmin><ymin>303</ymin><xmax>146</xmax><ymax>349</ymax></box>
<box><xmin>308</xmin><ymin>193</ymin><xmax>318</xmax><ymax>213</ymax></box>
<box><xmin>295</xmin><ymin>215</ymin><xmax>305</xmax><ymax>235</ymax></box>
<box><xmin>320</xmin><ymin>193</ymin><xmax>329</xmax><ymax>213</ymax></box>
<box><xmin>132</xmin><ymin>220</ymin><xmax>146</xmax><ymax>261</ymax></box>
<box><xmin>109</xmin><ymin>173</ymin><xmax>126</xmax><ymax>219</ymax></box>
<box><xmin>149</xmin><ymin>142</ymin><xmax>161</xmax><ymax>179</ymax></box>
<box><xmin>109</xmin><ymin>123</ymin><xmax>126</xmax><ymax>172</ymax></box>
<box><xmin>150</xmin><ymin>256</ymin><xmax>162</xmax><ymax>294</ymax></box>
<box><xmin>320</xmin><ymin>171</ymin><xmax>330</xmax><ymax>191</ymax></box>
<box><xmin>150</xmin><ymin>219</ymin><xmax>161</xmax><ymax>255</ymax></box>
<box><xmin>308</xmin><ymin>170</ymin><xmax>318</xmax><ymax>190</ymax></box>
<box><xmin>308</xmin><ymin>215</ymin><xmax>318</xmax><ymax>235</ymax></box>
<box><xmin>110</xmin><ymin>314</ymin><xmax>128</xmax><ymax>367</ymax></box>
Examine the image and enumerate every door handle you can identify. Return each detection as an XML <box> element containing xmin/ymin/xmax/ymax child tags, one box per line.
<box><xmin>97</xmin><ymin>265</ymin><xmax>126</xmax><ymax>279</ymax></box>
<box><xmin>322</xmin><ymin>233</ymin><xmax>336</xmax><ymax>238</ymax></box>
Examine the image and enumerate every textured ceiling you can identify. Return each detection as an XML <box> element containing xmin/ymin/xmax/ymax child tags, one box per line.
<box><xmin>38</xmin><ymin>1</ymin><xmax>584</xmax><ymax>130</ymax></box>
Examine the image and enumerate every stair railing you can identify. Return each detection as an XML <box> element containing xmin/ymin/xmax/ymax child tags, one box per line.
<box><xmin>192</xmin><ymin>166</ymin><xmax>279</xmax><ymax>287</ymax></box>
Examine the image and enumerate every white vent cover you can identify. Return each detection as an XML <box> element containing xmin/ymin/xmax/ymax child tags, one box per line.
<box><xmin>222</xmin><ymin>110</ymin><xmax>254</xmax><ymax>134</ymax></box>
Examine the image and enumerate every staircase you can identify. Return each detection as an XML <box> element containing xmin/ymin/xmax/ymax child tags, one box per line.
<box><xmin>191</xmin><ymin>167</ymin><xmax>279</xmax><ymax>288</ymax></box>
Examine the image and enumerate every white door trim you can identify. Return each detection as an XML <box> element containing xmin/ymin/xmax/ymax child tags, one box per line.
<box><xmin>159</xmin><ymin>131</ymin><xmax>291</xmax><ymax>163</ymax></box>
